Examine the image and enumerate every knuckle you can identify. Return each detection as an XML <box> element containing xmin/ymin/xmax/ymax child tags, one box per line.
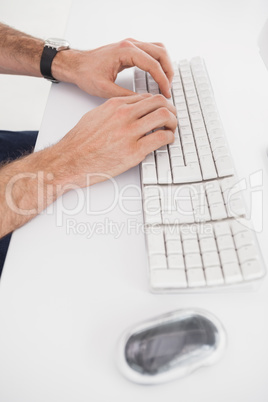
<box><xmin>171</xmin><ymin>104</ymin><xmax>177</xmax><ymax>113</ymax></box>
<box><xmin>158</xmin><ymin>47</ymin><xmax>167</xmax><ymax>57</ymax></box>
<box><xmin>107</xmin><ymin>97</ymin><xmax>123</xmax><ymax>108</ymax></box>
<box><xmin>119</xmin><ymin>39</ymin><xmax>134</xmax><ymax>49</ymax></box>
<box><xmin>114</xmin><ymin>104</ymin><xmax>128</xmax><ymax>119</ymax></box>
<box><xmin>157</xmin><ymin>107</ymin><xmax>170</xmax><ymax>120</ymax></box>
<box><xmin>154</xmin><ymin>93</ymin><xmax>166</xmax><ymax>103</ymax></box>
<box><xmin>167</xmin><ymin>131</ymin><xmax>175</xmax><ymax>143</ymax></box>
<box><xmin>155</xmin><ymin>42</ymin><xmax>165</xmax><ymax>48</ymax></box>
<box><xmin>157</xmin><ymin>130</ymin><xmax>169</xmax><ymax>144</ymax></box>
<box><xmin>124</xmin><ymin>37</ymin><xmax>135</xmax><ymax>43</ymax></box>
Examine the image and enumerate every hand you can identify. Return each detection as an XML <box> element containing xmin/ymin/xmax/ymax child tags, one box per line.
<box><xmin>54</xmin><ymin>94</ymin><xmax>177</xmax><ymax>187</ymax></box>
<box><xmin>53</xmin><ymin>39</ymin><xmax>174</xmax><ymax>99</ymax></box>
<box><xmin>0</xmin><ymin>94</ymin><xmax>176</xmax><ymax>237</ymax></box>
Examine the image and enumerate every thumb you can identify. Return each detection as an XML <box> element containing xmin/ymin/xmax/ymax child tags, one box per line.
<box><xmin>102</xmin><ymin>81</ymin><xmax>136</xmax><ymax>98</ymax></box>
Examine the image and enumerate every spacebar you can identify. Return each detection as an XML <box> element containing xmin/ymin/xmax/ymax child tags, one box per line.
<box><xmin>172</xmin><ymin>164</ymin><xmax>202</xmax><ymax>184</ymax></box>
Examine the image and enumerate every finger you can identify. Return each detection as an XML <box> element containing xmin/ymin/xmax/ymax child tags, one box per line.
<box><xmin>101</xmin><ymin>81</ymin><xmax>135</xmax><ymax>98</ymax></box>
<box><xmin>128</xmin><ymin>40</ymin><xmax>174</xmax><ymax>85</ymax></box>
<box><xmin>130</xmin><ymin>94</ymin><xmax>176</xmax><ymax>119</ymax></box>
<box><xmin>152</xmin><ymin>42</ymin><xmax>165</xmax><ymax>48</ymax></box>
<box><xmin>106</xmin><ymin>94</ymin><xmax>153</xmax><ymax>112</ymax></box>
<box><xmin>119</xmin><ymin>93</ymin><xmax>153</xmax><ymax>104</ymax></box>
<box><xmin>120</xmin><ymin>45</ymin><xmax>171</xmax><ymax>98</ymax></box>
<box><xmin>135</xmin><ymin>107</ymin><xmax>177</xmax><ymax>137</ymax></box>
<box><xmin>138</xmin><ymin>129</ymin><xmax>175</xmax><ymax>155</ymax></box>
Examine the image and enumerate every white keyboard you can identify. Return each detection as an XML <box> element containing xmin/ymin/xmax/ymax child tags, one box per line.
<box><xmin>134</xmin><ymin>57</ymin><xmax>266</xmax><ymax>293</ymax></box>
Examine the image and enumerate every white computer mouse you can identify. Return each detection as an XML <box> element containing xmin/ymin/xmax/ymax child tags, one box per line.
<box><xmin>117</xmin><ymin>308</ymin><xmax>226</xmax><ymax>385</ymax></box>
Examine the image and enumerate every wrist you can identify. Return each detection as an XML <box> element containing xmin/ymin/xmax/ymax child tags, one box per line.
<box><xmin>51</xmin><ymin>48</ymin><xmax>82</xmax><ymax>84</ymax></box>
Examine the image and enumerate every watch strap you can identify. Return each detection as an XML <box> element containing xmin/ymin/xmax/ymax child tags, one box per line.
<box><xmin>40</xmin><ymin>46</ymin><xmax>59</xmax><ymax>83</ymax></box>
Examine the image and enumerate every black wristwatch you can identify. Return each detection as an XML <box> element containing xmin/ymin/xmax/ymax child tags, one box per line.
<box><xmin>40</xmin><ymin>38</ymin><xmax>70</xmax><ymax>83</ymax></box>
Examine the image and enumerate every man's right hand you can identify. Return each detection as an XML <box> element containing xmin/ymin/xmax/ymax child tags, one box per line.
<box><xmin>54</xmin><ymin>93</ymin><xmax>177</xmax><ymax>187</ymax></box>
<box><xmin>0</xmin><ymin>93</ymin><xmax>176</xmax><ymax>238</ymax></box>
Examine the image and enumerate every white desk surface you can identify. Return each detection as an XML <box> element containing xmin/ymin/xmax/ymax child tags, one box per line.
<box><xmin>1</xmin><ymin>0</ymin><xmax>268</xmax><ymax>401</ymax></box>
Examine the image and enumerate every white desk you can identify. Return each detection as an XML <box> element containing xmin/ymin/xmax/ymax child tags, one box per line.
<box><xmin>1</xmin><ymin>0</ymin><xmax>268</xmax><ymax>400</ymax></box>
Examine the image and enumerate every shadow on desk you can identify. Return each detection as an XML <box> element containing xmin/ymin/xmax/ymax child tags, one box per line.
<box><xmin>0</xmin><ymin>130</ymin><xmax>38</xmax><ymax>276</ymax></box>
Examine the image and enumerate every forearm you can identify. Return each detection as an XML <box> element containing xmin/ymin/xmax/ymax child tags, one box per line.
<box><xmin>0</xmin><ymin>25</ymin><xmax>173</xmax><ymax>97</ymax></box>
<box><xmin>0</xmin><ymin>146</ymin><xmax>72</xmax><ymax>238</ymax></box>
<box><xmin>0</xmin><ymin>22</ymin><xmax>44</xmax><ymax>77</ymax></box>
<box><xmin>0</xmin><ymin>22</ymin><xmax>79</xmax><ymax>85</ymax></box>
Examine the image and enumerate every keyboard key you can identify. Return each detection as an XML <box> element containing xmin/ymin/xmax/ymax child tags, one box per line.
<box><xmin>150</xmin><ymin>269</ymin><xmax>187</xmax><ymax>289</ymax></box>
<box><xmin>227</xmin><ymin>199</ymin><xmax>246</xmax><ymax>217</ymax></box>
<box><xmin>143</xmin><ymin>197</ymin><xmax>161</xmax><ymax>215</ymax></box>
<box><xmin>141</xmin><ymin>163</ymin><xmax>157</xmax><ymax>184</ymax></box>
<box><xmin>146</xmin><ymin>229</ymin><xmax>165</xmax><ymax>255</ymax></box>
<box><xmin>144</xmin><ymin>209</ymin><xmax>162</xmax><ymax>225</ymax></box>
<box><xmin>220</xmin><ymin>176</ymin><xmax>237</xmax><ymax>193</ymax></box>
<box><xmin>241</xmin><ymin>260</ymin><xmax>265</xmax><ymax>280</ymax></box>
<box><xmin>190</xmin><ymin>111</ymin><xmax>203</xmax><ymax>121</ymax></box>
<box><xmin>205</xmin><ymin>180</ymin><xmax>221</xmax><ymax>193</ymax></box>
<box><xmin>185</xmin><ymin>153</ymin><xmax>198</xmax><ymax>163</ymax></box>
<box><xmin>200</xmin><ymin>237</ymin><xmax>217</xmax><ymax>252</ymax></box>
<box><xmin>215</xmin><ymin>155</ymin><xmax>235</xmax><ymax>177</ymax></box>
<box><xmin>220</xmin><ymin>249</ymin><xmax>238</xmax><ymax>265</ymax></box>
<box><xmin>209</xmin><ymin>203</ymin><xmax>227</xmax><ymax>220</ymax></box>
<box><xmin>207</xmin><ymin>191</ymin><xmax>224</xmax><ymax>205</ymax></box>
<box><xmin>213</xmin><ymin>146</ymin><xmax>229</xmax><ymax>161</ymax></box>
<box><xmin>171</xmin><ymin>155</ymin><xmax>185</xmax><ymax>167</ymax></box>
<box><xmin>213</xmin><ymin>221</ymin><xmax>231</xmax><ymax>236</ymax></box>
<box><xmin>166</xmin><ymin>239</ymin><xmax>183</xmax><ymax>255</ymax></box>
<box><xmin>216</xmin><ymin>235</ymin><xmax>235</xmax><ymax>251</ymax></box>
<box><xmin>198</xmin><ymin>223</ymin><xmax>214</xmax><ymax>239</ymax></box>
<box><xmin>172</xmin><ymin>164</ymin><xmax>202</xmax><ymax>183</ymax></box>
<box><xmin>183</xmin><ymin>239</ymin><xmax>200</xmax><ymax>254</ymax></box>
<box><xmin>234</xmin><ymin>231</ymin><xmax>254</xmax><ymax>249</ymax></box>
<box><xmin>231</xmin><ymin>219</ymin><xmax>251</xmax><ymax>235</ymax></box>
<box><xmin>149</xmin><ymin>254</ymin><xmax>167</xmax><ymax>270</ymax></box>
<box><xmin>193</xmin><ymin>126</ymin><xmax>207</xmax><ymax>138</ymax></box>
<box><xmin>143</xmin><ymin>189</ymin><xmax>162</xmax><ymax>225</ymax></box>
<box><xmin>211</xmin><ymin>137</ymin><xmax>226</xmax><ymax>150</ymax></box>
<box><xmin>164</xmin><ymin>225</ymin><xmax>181</xmax><ymax>241</ymax></box>
<box><xmin>203</xmin><ymin>251</ymin><xmax>220</xmax><ymax>267</ymax></box>
<box><xmin>193</xmin><ymin>205</ymin><xmax>211</xmax><ymax>222</ymax></box>
<box><xmin>238</xmin><ymin>245</ymin><xmax>258</xmax><ymax>264</ymax></box>
<box><xmin>183</xmin><ymin>143</ymin><xmax>196</xmax><ymax>154</ymax></box>
<box><xmin>181</xmin><ymin>231</ymin><xmax>198</xmax><ymax>241</ymax></box>
<box><xmin>162</xmin><ymin>211</ymin><xmax>182</xmax><ymax>225</ymax></box>
<box><xmin>169</xmin><ymin>137</ymin><xmax>181</xmax><ymax>148</ymax></box>
<box><xmin>169</xmin><ymin>146</ymin><xmax>183</xmax><ymax>157</ymax></box>
<box><xmin>185</xmin><ymin>254</ymin><xmax>203</xmax><ymax>269</ymax></box>
<box><xmin>195</xmin><ymin>136</ymin><xmax>210</xmax><ymax>147</ymax></box>
<box><xmin>222</xmin><ymin>186</ymin><xmax>243</xmax><ymax>204</ymax></box>
<box><xmin>199</xmin><ymin>155</ymin><xmax>218</xmax><ymax>180</ymax></box>
<box><xmin>205</xmin><ymin>267</ymin><xmax>224</xmax><ymax>286</ymax></box>
<box><xmin>143</xmin><ymin>185</ymin><xmax>159</xmax><ymax>199</ymax></box>
<box><xmin>198</xmin><ymin>145</ymin><xmax>212</xmax><ymax>156</ymax></box>
<box><xmin>222</xmin><ymin>262</ymin><xmax>242</xmax><ymax>284</ymax></box>
<box><xmin>157</xmin><ymin>145</ymin><xmax>168</xmax><ymax>152</ymax></box>
<box><xmin>143</xmin><ymin>152</ymin><xmax>155</xmax><ymax>164</ymax></box>
<box><xmin>187</xmin><ymin>269</ymin><xmax>206</xmax><ymax>287</ymax></box>
<box><xmin>156</xmin><ymin>152</ymin><xmax>172</xmax><ymax>184</ymax></box>
<box><xmin>167</xmin><ymin>254</ymin><xmax>185</xmax><ymax>269</ymax></box>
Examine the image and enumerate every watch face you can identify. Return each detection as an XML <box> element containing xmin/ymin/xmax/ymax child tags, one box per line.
<box><xmin>45</xmin><ymin>38</ymin><xmax>70</xmax><ymax>50</ymax></box>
